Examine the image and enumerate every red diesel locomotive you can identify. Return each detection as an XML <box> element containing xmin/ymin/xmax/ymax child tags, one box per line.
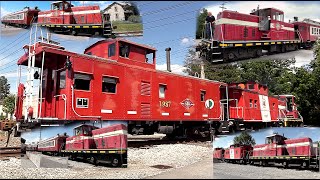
<box><xmin>196</xmin><ymin>7</ymin><xmax>320</xmax><ymax>63</ymax></box>
<box><xmin>1</xmin><ymin>1</ymin><xmax>113</xmax><ymax>37</ymax></box>
<box><xmin>33</xmin><ymin>123</ymin><xmax>127</xmax><ymax>167</ymax></box>
<box><xmin>14</xmin><ymin>37</ymin><xmax>302</xmax><ymax>137</ymax></box>
<box><xmin>213</xmin><ymin>134</ymin><xmax>320</xmax><ymax>169</ymax></box>
<box><xmin>1</xmin><ymin>7</ymin><xmax>40</xmax><ymax>28</ymax></box>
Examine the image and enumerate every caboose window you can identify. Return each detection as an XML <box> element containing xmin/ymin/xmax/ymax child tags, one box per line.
<box><xmin>248</xmin><ymin>84</ymin><xmax>254</xmax><ymax>90</ymax></box>
<box><xmin>145</xmin><ymin>52</ymin><xmax>154</xmax><ymax>64</ymax></box>
<box><xmin>102</xmin><ymin>76</ymin><xmax>118</xmax><ymax>93</ymax></box>
<box><xmin>159</xmin><ymin>84</ymin><xmax>166</xmax><ymax>99</ymax></box>
<box><xmin>200</xmin><ymin>90</ymin><xmax>206</xmax><ymax>102</ymax></box>
<box><xmin>119</xmin><ymin>44</ymin><xmax>130</xmax><ymax>58</ymax></box>
<box><xmin>74</xmin><ymin>73</ymin><xmax>91</xmax><ymax>91</ymax></box>
<box><xmin>108</xmin><ymin>43</ymin><xmax>116</xmax><ymax>57</ymax></box>
<box><xmin>59</xmin><ymin>70</ymin><xmax>66</xmax><ymax>89</ymax></box>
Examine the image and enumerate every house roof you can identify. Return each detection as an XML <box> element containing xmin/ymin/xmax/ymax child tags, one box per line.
<box><xmin>103</xmin><ymin>1</ymin><xmax>133</xmax><ymax>11</ymax></box>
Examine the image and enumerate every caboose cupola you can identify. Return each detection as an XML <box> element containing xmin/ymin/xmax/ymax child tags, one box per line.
<box><xmin>84</xmin><ymin>39</ymin><xmax>157</xmax><ymax>69</ymax></box>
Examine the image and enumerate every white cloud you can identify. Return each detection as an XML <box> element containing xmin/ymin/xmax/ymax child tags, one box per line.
<box><xmin>76</xmin><ymin>1</ymin><xmax>113</xmax><ymax>9</ymax></box>
<box><xmin>181</xmin><ymin>37</ymin><xmax>195</xmax><ymax>46</ymax></box>
<box><xmin>2</xmin><ymin>71</ymin><xmax>27</xmax><ymax>78</ymax></box>
<box><xmin>206</xmin><ymin>1</ymin><xmax>320</xmax><ymax>23</ymax></box>
<box><xmin>0</xmin><ymin>7</ymin><xmax>11</xmax><ymax>18</ymax></box>
<box><xmin>156</xmin><ymin>63</ymin><xmax>187</xmax><ymax>75</ymax></box>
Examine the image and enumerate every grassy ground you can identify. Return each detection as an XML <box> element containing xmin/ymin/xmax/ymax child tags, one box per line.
<box><xmin>112</xmin><ymin>21</ymin><xmax>143</xmax><ymax>32</ymax></box>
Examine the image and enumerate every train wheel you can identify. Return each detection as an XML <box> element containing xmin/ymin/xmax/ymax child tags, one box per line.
<box><xmin>89</xmin><ymin>156</ymin><xmax>97</xmax><ymax>165</ymax></box>
<box><xmin>301</xmin><ymin>161</ymin><xmax>309</xmax><ymax>169</ymax></box>
<box><xmin>111</xmin><ymin>156</ymin><xmax>121</xmax><ymax>167</ymax></box>
<box><xmin>71</xmin><ymin>30</ymin><xmax>78</xmax><ymax>36</ymax></box>
<box><xmin>281</xmin><ymin>45</ymin><xmax>286</xmax><ymax>53</ymax></box>
<box><xmin>282</xmin><ymin>161</ymin><xmax>288</xmax><ymax>168</ymax></box>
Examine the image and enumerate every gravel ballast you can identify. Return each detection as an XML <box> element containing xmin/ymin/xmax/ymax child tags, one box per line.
<box><xmin>0</xmin><ymin>131</ymin><xmax>21</xmax><ymax>147</ymax></box>
<box><xmin>0</xmin><ymin>143</ymin><xmax>212</xmax><ymax>179</ymax></box>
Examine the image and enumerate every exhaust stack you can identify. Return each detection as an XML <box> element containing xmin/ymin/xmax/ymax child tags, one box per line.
<box><xmin>165</xmin><ymin>47</ymin><xmax>171</xmax><ymax>72</ymax></box>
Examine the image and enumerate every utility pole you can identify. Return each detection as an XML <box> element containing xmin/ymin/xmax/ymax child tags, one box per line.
<box><xmin>219</xmin><ymin>1</ymin><xmax>227</xmax><ymax>12</ymax></box>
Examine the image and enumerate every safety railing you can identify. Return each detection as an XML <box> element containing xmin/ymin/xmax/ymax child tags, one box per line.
<box><xmin>202</xmin><ymin>22</ymin><xmax>214</xmax><ymax>40</ymax></box>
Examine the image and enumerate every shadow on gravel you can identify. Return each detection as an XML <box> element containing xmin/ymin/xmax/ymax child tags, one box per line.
<box><xmin>150</xmin><ymin>165</ymin><xmax>173</xmax><ymax>169</ymax></box>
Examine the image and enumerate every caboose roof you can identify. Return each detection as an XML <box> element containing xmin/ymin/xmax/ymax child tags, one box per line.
<box><xmin>84</xmin><ymin>38</ymin><xmax>157</xmax><ymax>52</ymax></box>
<box><xmin>51</xmin><ymin>1</ymin><xmax>71</xmax><ymax>4</ymax></box>
<box><xmin>73</xmin><ymin>124</ymin><xmax>99</xmax><ymax>129</ymax></box>
<box><xmin>265</xmin><ymin>134</ymin><xmax>285</xmax><ymax>138</ymax></box>
<box><xmin>228</xmin><ymin>81</ymin><xmax>268</xmax><ymax>88</ymax></box>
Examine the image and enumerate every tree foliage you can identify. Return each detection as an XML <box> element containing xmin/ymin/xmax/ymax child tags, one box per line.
<box><xmin>0</xmin><ymin>76</ymin><xmax>10</xmax><ymax>103</ymax></box>
<box><xmin>233</xmin><ymin>131</ymin><xmax>256</xmax><ymax>146</ymax></box>
<box><xmin>195</xmin><ymin>8</ymin><xmax>208</xmax><ymax>39</ymax></box>
<box><xmin>3</xmin><ymin>94</ymin><xmax>15</xmax><ymax>119</ymax></box>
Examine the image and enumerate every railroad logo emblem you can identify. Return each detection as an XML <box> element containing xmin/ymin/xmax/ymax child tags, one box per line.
<box><xmin>181</xmin><ymin>98</ymin><xmax>194</xmax><ymax>109</ymax></box>
<box><xmin>262</xmin><ymin>98</ymin><xmax>266</xmax><ymax>107</ymax></box>
<box><xmin>276</xmin><ymin>22</ymin><xmax>281</xmax><ymax>30</ymax></box>
<box><xmin>205</xmin><ymin>99</ymin><xmax>214</xmax><ymax>109</ymax></box>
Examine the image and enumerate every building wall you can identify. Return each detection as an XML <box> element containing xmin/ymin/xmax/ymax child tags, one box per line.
<box><xmin>104</xmin><ymin>4</ymin><xmax>125</xmax><ymax>21</ymax></box>
<box><xmin>0</xmin><ymin>105</ymin><xmax>10</xmax><ymax>119</ymax></box>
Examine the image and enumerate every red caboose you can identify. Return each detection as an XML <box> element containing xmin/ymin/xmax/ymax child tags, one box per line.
<box><xmin>222</xmin><ymin>82</ymin><xmax>282</xmax><ymax>133</ymax></box>
<box><xmin>213</xmin><ymin>147</ymin><xmax>225</xmax><ymax>161</ymax></box>
<box><xmin>223</xmin><ymin>144</ymin><xmax>253</xmax><ymax>164</ymax></box>
<box><xmin>15</xmin><ymin>38</ymin><xmax>228</xmax><ymax>138</ymax></box>
<box><xmin>1</xmin><ymin>7</ymin><xmax>40</xmax><ymax>28</ymax></box>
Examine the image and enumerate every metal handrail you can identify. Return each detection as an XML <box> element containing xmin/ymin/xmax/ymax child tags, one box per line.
<box><xmin>296</xmin><ymin>29</ymin><xmax>303</xmax><ymax>42</ymax></box>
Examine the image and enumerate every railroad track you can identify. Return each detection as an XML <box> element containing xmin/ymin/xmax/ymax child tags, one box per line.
<box><xmin>0</xmin><ymin>147</ymin><xmax>23</xmax><ymax>160</ymax></box>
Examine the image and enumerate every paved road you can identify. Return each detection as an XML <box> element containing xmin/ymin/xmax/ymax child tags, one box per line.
<box><xmin>211</xmin><ymin>161</ymin><xmax>320</xmax><ymax>179</ymax></box>
<box><xmin>149</xmin><ymin>155</ymin><xmax>213</xmax><ymax>179</ymax></box>
<box><xmin>20</xmin><ymin>155</ymin><xmax>37</xmax><ymax>168</ymax></box>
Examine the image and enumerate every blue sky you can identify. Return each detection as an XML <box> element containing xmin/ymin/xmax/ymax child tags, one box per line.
<box><xmin>0</xmin><ymin>1</ymin><xmax>319</xmax><ymax>94</ymax></box>
<box><xmin>213</xmin><ymin>127</ymin><xmax>320</xmax><ymax>149</ymax></box>
<box><xmin>22</xmin><ymin>120</ymin><xmax>128</xmax><ymax>144</ymax></box>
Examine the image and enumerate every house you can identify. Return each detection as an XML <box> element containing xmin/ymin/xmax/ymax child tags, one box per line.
<box><xmin>102</xmin><ymin>2</ymin><xmax>136</xmax><ymax>22</ymax></box>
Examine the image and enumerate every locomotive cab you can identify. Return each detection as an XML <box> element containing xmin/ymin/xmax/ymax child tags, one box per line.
<box><xmin>51</xmin><ymin>1</ymin><xmax>73</xmax><ymax>11</ymax></box>
<box><xmin>265</xmin><ymin>134</ymin><xmax>287</xmax><ymax>145</ymax></box>
<box><xmin>73</xmin><ymin>124</ymin><xmax>99</xmax><ymax>137</ymax></box>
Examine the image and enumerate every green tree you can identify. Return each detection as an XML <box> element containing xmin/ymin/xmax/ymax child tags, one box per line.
<box><xmin>3</xmin><ymin>94</ymin><xmax>15</xmax><ymax>119</ymax></box>
<box><xmin>0</xmin><ymin>76</ymin><xmax>10</xmax><ymax>103</ymax></box>
<box><xmin>195</xmin><ymin>8</ymin><xmax>208</xmax><ymax>39</ymax></box>
<box><xmin>233</xmin><ymin>131</ymin><xmax>256</xmax><ymax>146</ymax></box>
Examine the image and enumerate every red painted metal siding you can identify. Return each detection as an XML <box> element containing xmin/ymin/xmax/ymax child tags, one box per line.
<box><xmin>38</xmin><ymin>5</ymin><xmax>102</xmax><ymax>25</ymax></box>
